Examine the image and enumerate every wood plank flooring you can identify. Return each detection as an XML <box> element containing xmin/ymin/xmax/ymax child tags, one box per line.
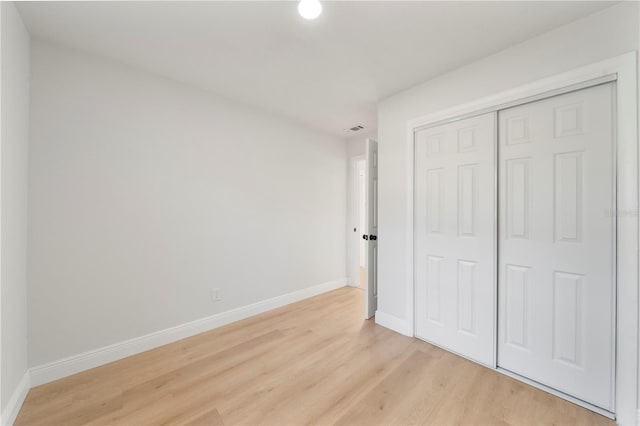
<box><xmin>15</xmin><ymin>287</ymin><xmax>613</xmax><ymax>425</ymax></box>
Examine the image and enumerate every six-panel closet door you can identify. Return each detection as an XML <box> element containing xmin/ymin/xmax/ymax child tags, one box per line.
<box><xmin>497</xmin><ymin>83</ymin><xmax>615</xmax><ymax>410</ymax></box>
<box><xmin>414</xmin><ymin>112</ymin><xmax>496</xmax><ymax>366</ymax></box>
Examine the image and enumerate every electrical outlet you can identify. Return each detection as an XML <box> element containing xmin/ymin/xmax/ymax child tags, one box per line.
<box><xmin>211</xmin><ymin>288</ymin><xmax>221</xmax><ymax>302</ymax></box>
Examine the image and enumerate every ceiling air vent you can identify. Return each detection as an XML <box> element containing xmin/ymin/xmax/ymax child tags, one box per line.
<box><xmin>349</xmin><ymin>125</ymin><xmax>364</xmax><ymax>132</ymax></box>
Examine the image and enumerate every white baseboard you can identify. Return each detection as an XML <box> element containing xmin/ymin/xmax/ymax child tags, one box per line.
<box><xmin>1</xmin><ymin>371</ymin><xmax>30</xmax><ymax>426</ymax></box>
<box><xmin>30</xmin><ymin>278</ymin><xmax>347</xmax><ymax>387</ymax></box>
<box><xmin>375</xmin><ymin>310</ymin><xmax>413</xmax><ymax>337</ymax></box>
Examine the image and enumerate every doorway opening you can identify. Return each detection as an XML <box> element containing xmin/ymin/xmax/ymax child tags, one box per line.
<box><xmin>356</xmin><ymin>158</ymin><xmax>366</xmax><ymax>289</ymax></box>
<box><xmin>349</xmin><ymin>138</ymin><xmax>378</xmax><ymax>319</ymax></box>
<box><xmin>350</xmin><ymin>154</ymin><xmax>366</xmax><ymax>292</ymax></box>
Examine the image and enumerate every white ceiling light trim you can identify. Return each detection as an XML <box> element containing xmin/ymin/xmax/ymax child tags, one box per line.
<box><xmin>298</xmin><ymin>0</ymin><xmax>322</xmax><ymax>20</ymax></box>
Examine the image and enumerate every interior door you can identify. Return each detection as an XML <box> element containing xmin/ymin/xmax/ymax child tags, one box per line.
<box><xmin>365</xmin><ymin>138</ymin><xmax>378</xmax><ymax>319</ymax></box>
<box><xmin>497</xmin><ymin>83</ymin><xmax>615</xmax><ymax>411</ymax></box>
<box><xmin>358</xmin><ymin>162</ymin><xmax>366</xmax><ymax>269</ymax></box>
<box><xmin>414</xmin><ymin>112</ymin><xmax>496</xmax><ymax>366</ymax></box>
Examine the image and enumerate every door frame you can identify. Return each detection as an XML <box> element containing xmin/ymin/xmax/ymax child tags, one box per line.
<box><xmin>349</xmin><ymin>154</ymin><xmax>366</xmax><ymax>287</ymax></box>
<box><xmin>405</xmin><ymin>52</ymin><xmax>638</xmax><ymax>423</ymax></box>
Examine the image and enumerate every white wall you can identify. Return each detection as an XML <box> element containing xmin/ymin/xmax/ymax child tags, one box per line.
<box><xmin>28</xmin><ymin>41</ymin><xmax>347</xmax><ymax>367</ymax></box>
<box><xmin>377</xmin><ymin>2</ymin><xmax>638</xmax><ymax>326</ymax></box>
<box><xmin>1</xmin><ymin>0</ymin><xmax>30</xmax><ymax>417</ymax></box>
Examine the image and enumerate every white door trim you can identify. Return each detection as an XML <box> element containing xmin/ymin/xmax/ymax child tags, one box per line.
<box><xmin>349</xmin><ymin>154</ymin><xmax>366</xmax><ymax>286</ymax></box>
<box><xmin>405</xmin><ymin>51</ymin><xmax>638</xmax><ymax>424</ymax></box>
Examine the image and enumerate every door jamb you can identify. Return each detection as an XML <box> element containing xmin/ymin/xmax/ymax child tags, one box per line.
<box><xmin>404</xmin><ymin>51</ymin><xmax>638</xmax><ymax>423</ymax></box>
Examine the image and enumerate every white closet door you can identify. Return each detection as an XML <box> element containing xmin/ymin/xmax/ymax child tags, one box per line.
<box><xmin>498</xmin><ymin>83</ymin><xmax>615</xmax><ymax>410</ymax></box>
<box><xmin>415</xmin><ymin>112</ymin><xmax>496</xmax><ymax>366</ymax></box>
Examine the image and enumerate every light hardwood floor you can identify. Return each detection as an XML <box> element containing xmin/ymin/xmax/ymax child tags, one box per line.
<box><xmin>16</xmin><ymin>287</ymin><xmax>612</xmax><ymax>426</ymax></box>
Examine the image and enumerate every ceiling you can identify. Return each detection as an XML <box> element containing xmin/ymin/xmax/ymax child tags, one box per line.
<box><xmin>17</xmin><ymin>1</ymin><xmax>614</xmax><ymax>138</ymax></box>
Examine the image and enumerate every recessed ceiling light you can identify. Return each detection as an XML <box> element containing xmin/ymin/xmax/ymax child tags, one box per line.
<box><xmin>298</xmin><ymin>0</ymin><xmax>322</xmax><ymax>20</ymax></box>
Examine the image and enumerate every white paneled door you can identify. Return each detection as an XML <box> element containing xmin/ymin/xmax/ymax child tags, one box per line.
<box><xmin>415</xmin><ymin>112</ymin><xmax>496</xmax><ymax>366</ymax></box>
<box><xmin>497</xmin><ymin>83</ymin><xmax>615</xmax><ymax>410</ymax></box>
